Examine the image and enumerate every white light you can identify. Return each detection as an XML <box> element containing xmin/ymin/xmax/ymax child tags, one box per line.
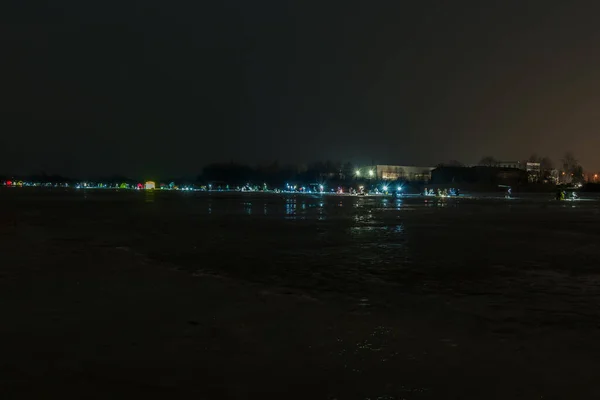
<box><xmin>355</xmin><ymin>169</ymin><xmax>361</xmax><ymax>176</ymax></box>
<box><xmin>382</xmin><ymin>186</ymin><xmax>388</xmax><ymax>191</ymax></box>
<box><xmin>368</xmin><ymin>170</ymin><xmax>374</xmax><ymax>177</ymax></box>
<box><xmin>397</xmin><ymin>186</ymin><xmax>402</xmax><ymax>191</ymax></box>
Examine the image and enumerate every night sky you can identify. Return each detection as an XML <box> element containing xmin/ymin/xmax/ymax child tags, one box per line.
<box><xmin>3</xmin><ymin>1</ymin><xmax>600</xmax><ymax>178</ymax></box>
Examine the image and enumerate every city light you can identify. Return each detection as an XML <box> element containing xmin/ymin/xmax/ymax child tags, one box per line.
<box><xmin>4</xmin><ymin>160</ymin><xmax>587</xmax><ymax>196</ymax></box>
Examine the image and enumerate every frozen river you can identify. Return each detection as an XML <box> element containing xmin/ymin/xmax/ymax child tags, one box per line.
<box><xmin>1</xmin><ymin>188</ymin><xmax>600</xmax><ymax>398</ymax></box>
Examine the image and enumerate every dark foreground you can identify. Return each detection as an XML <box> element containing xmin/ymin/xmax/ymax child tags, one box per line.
<box><xmin>1</xmin><ymin>189</ymin><xmax>600</xmax><ymax>399</ymax></box>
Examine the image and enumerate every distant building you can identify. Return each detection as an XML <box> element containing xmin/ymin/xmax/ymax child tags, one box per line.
<box><xmin>431</xmin><ymin>166</ymin><xmax>527</xmax><ymax>187</ymax></box>
<box><xmin>368</xmin><ymin>165</ymin><xmax>435</xmax><ymax>182</ymax></box>
<box><xmin>526</xmin><ymin>162</ymin><xmax>541</xmax><ymax>173</ymax></box>
<box><xmin>548</xmin><ymin>169</ymin><xmax>560</xmax><ymax>184</ymax></box>
<box><xmin>145</xmin><ymin>181</ymin><xmax>156</xmax><ymax>190</ymax></box>
<box><xmin>526</xmin><ymin>162</ymin><xmax>541</xmax><ymax>182</ymax></box>
<box><xmin>495</xmin><ymin>161</ymin><xmax>522</xmax><ymax>169</ymax></box>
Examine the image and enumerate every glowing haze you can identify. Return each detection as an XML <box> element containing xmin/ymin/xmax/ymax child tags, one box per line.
<box><xmin>2</xmin><ymin>1</ymin><xmax>599</xmax><ymax>178</ymax></box>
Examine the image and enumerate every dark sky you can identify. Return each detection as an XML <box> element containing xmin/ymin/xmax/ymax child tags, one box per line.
<box><xmin>2</xmin><ymin>1</ymin><xmax>600</xmax><ymax>178</ymax></box>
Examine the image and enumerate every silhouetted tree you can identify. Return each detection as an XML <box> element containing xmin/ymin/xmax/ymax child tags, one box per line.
<box><xmin>562</xmin><ymin>152</ymin><xmax>578</xmax><ymax>171</ymax></box>
<box><xmin>479</xmin><ymin>156</ymin><xmax>497</xmax><ymax>166</ymax></box>
<box><xmin>560</xmin><ymin>152</ymin><xmax>584</xmax><ymax>184</ymax></box>
<box><xmin>342</xmin><ymin>162</ymin><xmax>354</xmax><ymax>180</ymax></box>
<box><xmin>437</xmin><ymin>160</ymin><xmax>464</xmax><ymax>167</ymax></box>
<box><xmin>201</xmin><ymin>163</ymin><xmax>254</xmax><ymax>185</ymax></box>
<box><xmin>198</xmin><ymin>160</ymin><xmax>361</xmax><ymax>188</ymax></box>
<box><xmin>572</xmin><ymin>165</ymin><xmax>585</xmax><ymax>184</ymax></box>
<box><xmin>540</xmin><ymin>157</ymin><xmax>554</xmax><ymax>171</ymax></box>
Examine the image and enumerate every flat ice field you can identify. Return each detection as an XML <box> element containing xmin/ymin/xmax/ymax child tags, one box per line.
<box><xmin>1</xmin><ymin>188</ymin><xmax>600</xmax><ymax>399</ymax></box>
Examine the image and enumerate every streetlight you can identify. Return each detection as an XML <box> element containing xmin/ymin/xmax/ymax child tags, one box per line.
<box><xmin>355</xmin><ymin>169</ymin><xmax>361</xmax><ymax>177</ymax></box>
<box><xmin>367</xmin><ymin>169</ymin><xmax>374</xmax><ymax>193</ymax></box>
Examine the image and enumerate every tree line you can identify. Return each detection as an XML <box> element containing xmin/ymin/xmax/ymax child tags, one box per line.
<box><xmin>199</xmin><ymin>161</ymin><xmax>358</xmax><ymax>186</ymax></box>
<box><xmin>2</xmin><ymin>153</ymin><xmax>589</xmax><ymax>186</ymax></box>
<box><xmin>437</xmin><ymin>152</ymin><xmax>586</xmax><ymax>184</ymax></box>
